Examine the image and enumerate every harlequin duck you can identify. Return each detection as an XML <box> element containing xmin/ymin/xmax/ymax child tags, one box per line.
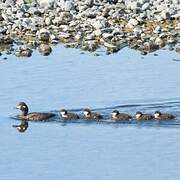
<box><xmin>135</xmin><ymin>111</ymin><xmax>154</xmax><ymax>120</ymax></box>
<box><xmin>111</xmin><ymin>110</ymin><xmax>132</xmax><ymax>121</ymax></box>
<box><xmin>83</xmin><ymin>109</ymin><xmax>102</xmax><ymax>120</ymax></box>
<box><xmin>15</xmin><ymin>102</ymin><xmax>55</xmax><ymax>121</ymax></box>
<box><xmin>154</xmin><ymin>111</ymin><xmax>175</xmax><ymax>120</ymax></box>
<box><xmin>12</xmin><ymin>120</ymin><xmax>28</xmax><ymax>133</ymax></box>
<box><xmin>60</xmin><ymin>109</ymin><xmax>79</xmax><ymax>120</ymax></box>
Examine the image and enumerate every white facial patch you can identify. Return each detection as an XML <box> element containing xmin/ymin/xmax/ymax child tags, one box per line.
<box><xmin>22</xmin><ymin>105</ymin><xmax>26</xmax><ymax>109</ymax></box>
<box><xmin>83</xmin><ymin>111</ymin><xmax>89</xmax><ymax>117</ymax></box>
<box><xmin>112</xmin><ymin>112</ymin><xmax>117</xmax><ymax>118</ymax></box>
<box><xmin>136</xmin><ymin>114</ymin><xmax>141</xmax><ymax>119</ymax></box>
<box><xmin>16</xmin><ymin>105</ymin><xmax>21</xmax><ymax>109</ymax></box>
<box><xmin>154</xmin><ymin>113</ymin><xmax>159</xmax><ymax>118</ymax></box>
<box><xmin>60</xmin><ymin>111</ymin><xmax>67</xmax><ymax>117</ymax></box>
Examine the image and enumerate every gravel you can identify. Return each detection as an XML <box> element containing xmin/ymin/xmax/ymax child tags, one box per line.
<box><xmin>0</xmin><ymin>0</ymin><xmax>179</xmax><ymax>56</ymax></box>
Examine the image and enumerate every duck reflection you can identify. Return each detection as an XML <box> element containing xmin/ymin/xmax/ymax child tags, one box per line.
<box><xmin>12</xmin><ymin>120</ymin><xmax>28</xmax><ymax>133</ymax></box>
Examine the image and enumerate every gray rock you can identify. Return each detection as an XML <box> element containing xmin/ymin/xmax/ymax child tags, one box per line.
<box><xmin>4</xmin><ymin>0</ymin><xmax>15</xmax><ymax>6</ymax></box>
<box><xmin>64</xmin><ymin>1</ymin><xmax>74</xmax><ymax>11</ymax></box>
<box><xmin>141</xmin><ymin>3</ymin><xmax>149</xmax><ymax>11</ymax></box>
<box><xmin>85</xmin><ymin>0</ymin><xmax>94</xmax><ymax>6</ymax></box>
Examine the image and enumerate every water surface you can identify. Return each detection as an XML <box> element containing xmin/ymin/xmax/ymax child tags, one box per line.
<box><xmin>0</xmin><ymin>45</ymin><xmax>180</xmax><ymax>180</ymax></box>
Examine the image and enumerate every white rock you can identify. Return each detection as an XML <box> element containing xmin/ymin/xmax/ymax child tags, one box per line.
<box><xmin>45</xmin><ymin>17</ymin><xmax>51</xmax><ymax>26</ymax></box>
<box><xmin>128</xmin><ymin>18</ymin><xmax>139</xmax><ymax>26</ymax></box>
<box><xmin>38</xmin><ymin>0</ymin><xmax>55</xmax><ymax>8</ymax></box>
<box><xmin>102</xmin><ymin>33</ymin><xmax>113</xmax><ymax>39</ymax></box>
<box><xmin>92</xmin><ymin>19</ymin><xmax>107</xmax><ymax>29</ymax></box>
<box><xmin>94</xmin><ymin>29</ymin><xmax>102</xmax><ymax>36</ymax></box>
<box><xmin>142</xmin><ymin>3</ymin><xmax>149</xmax><ymax>11</ymax></box>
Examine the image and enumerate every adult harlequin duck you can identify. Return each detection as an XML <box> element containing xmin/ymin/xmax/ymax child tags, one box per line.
<box><xmin>60</xmin><ymin>109</ymin><xmax>79</xmax><ymax>120</ymax></box>
<box><xmin>83</xmin><ymin>109</ymin><xmax>102</xmax><ymax>120</ymax></box>
<box><xmin>111</xmin><ymin>110</ymin><xmax>132</xmax><ymax>121</ymax></box>
<box><xmin>12</xmin><ymin>120</ymin><xmax>28</xmax><ymax>133</ymax></box>
<box><xmin>135</xmin><ymin>111</ymin><xmax>154</xmax><ymax>120</ymax></box>
<box><xmin>15</xmin><ymin>102</ymin><xmax>55</xmax><ymax>121</ymax></box>
<box><xmin>154</xmin><ymin>111</ymin><xmax>175</xmax><ymax>120</ymax></box>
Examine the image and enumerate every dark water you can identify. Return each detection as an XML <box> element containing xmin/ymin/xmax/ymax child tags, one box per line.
<box><xmin>0</xmin><ymin>45</ymin><xmax>180</xmax><ymax>180</ymax></box>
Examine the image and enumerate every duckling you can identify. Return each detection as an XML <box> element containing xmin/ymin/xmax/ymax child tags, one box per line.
<box><xmin>135</xmin><ymin>111</ymin><xmax>154</xmax><ymax>120</ymax></box>
<box><xmin>154</xmin><ymin>111</ymin><xmax>175</xmax><ymax>120</ymax></box>
<box><xmin>111</xmin><ymin>110</ymin><xmax>132</xmax><ymax>121</ymax></box>
<box><xmin>12</xmin><ymin>120</ymin><xmax>28</xmax><ymax>133</ymax></box>
<box><xmin>15</xmin><ymin>102</ymin><xmax>55</xmax><ymax>121</ymax></box>
<box><xmin>83</xmin><ymin>109</ymin><xmax>102</xmax><ymax>120</ymax></box>
<box><xmin>60</xmin><ymin>109</ymin><xmax>79</xmax><ymax>120</ymax></box>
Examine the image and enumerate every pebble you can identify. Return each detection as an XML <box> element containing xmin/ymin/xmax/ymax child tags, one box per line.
<box><xmin>37</xmin><ymin>29</ymin><xmax>50</xmax><ymax>41</ymax></box>
<box><xmin>15</xmin><ymin>47</ymin><xmax>32</xmax><ymax>57</ymax></box>
<box><xmin>142</xmin><ymin>3</ymin><xmax>149</xmax><ymax>11</ymax></box>
<box><xmin>128</xmin><ymin>18</ymin><xmax>139</xmax><ymax>26</ymax></box>
<box><xmin>38</xmin><ymin>43</ymin><xmax>52</xmax><ymax>56</ymax></box>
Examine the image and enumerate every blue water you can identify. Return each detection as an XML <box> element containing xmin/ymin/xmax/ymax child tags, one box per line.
<box><xmin>0</xmin><ymin>45</ymin><xmax>180</xmax><ymax>180</ymax></box>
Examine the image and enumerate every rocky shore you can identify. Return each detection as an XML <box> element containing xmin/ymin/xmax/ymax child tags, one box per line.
<box><xmin>0</xmin><ymin>0</ymin><xmax>179</xmax><ymax>57</ymax></box>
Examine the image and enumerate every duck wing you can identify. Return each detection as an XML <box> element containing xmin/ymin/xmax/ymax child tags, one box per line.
<box><xmin>27</xmin><ymin>112</ymin><xmax>55</xmax><ymax>121</ymax></box>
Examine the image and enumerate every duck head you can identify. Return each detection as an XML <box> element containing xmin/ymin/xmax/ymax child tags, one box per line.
<box><xmin>83</xmin><ymin>109</ymin><xmax>91</xmax><ymax>117</ymax></box>
<box><xmin>111</xmin><ymin>110</ymin><xmax>119</xmax><ymax>118</ymax></box>
<box><xmin>154</xmin><ymin>111</ymin><xmax>161</xmax><ymax>118</ymax></box>
<box><xmin>16</xmin><ymin>102</ymin><xmax>29</xmax><ymax>116</ymax></box>
<box><xmin>136</xmin><ymin>111</ymin><xmax>143</xmax><ymax>119</ymax></box>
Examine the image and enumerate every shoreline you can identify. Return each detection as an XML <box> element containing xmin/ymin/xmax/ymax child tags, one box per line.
<box><xmin>0</xmin><ymin>0</ymin><xmax>179</xmax><ymax>57</ymax></box>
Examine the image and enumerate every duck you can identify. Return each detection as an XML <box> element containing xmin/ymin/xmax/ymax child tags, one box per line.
<box><xmin>60</xmin><ymin>109</ymin><xmax>79</xmax><ymax>120</ymax></box>
<box><xmin>15</xmin><ymin>102</ymin><xmax>55</xmax><ymax>121</ymax></box>
<box><xmin>135</xmin><ymin>111</ymin><xmax>154</xmax><ymax>120</ymax></box>
<box><xmin>154</xmin><ymin>111</ymin><xmax>175</xmax><ymax>120</ymax></box>
<box><xmin>83</xmin><ymin>108</ymin><xmax>102</xmax><ymax>120</ymax></box>
<box><xmin>111</xmin><ymin>110</ymin><xmax>132</xmax><ymax>121</ymax></box>
<box><xmin>12</xmin><ymin>120</ymin><xmax>28</xmax><ymax>133</ymax></box>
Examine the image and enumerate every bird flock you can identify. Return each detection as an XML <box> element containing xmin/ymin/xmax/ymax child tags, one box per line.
<box><xmin>12</xmin><ymin>102</ymin><xmax>176</xmax><ymax>132</ymax></box>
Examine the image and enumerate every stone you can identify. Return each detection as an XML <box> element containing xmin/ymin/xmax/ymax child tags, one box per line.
<box><xmin>155</xmin><ymin>37</ymin><xmax>165</xmax><ymax>47</ymax></box>
<box><xmin>15</xmin><ymin>47</ymin><xmax>32</xmax><ymax>57</ymax></box>
<box><xmin>85</xmin><ymin>0</ymin><xmax>94</xmax><ymax>6</ymax></box>
<box><xmin>153</xmin><ymin>26</ymin><xmax>161</xmax><ymax>34</ymax></box>
<box><xmin>128</xmin><ymin>18</ymin><xmax>139</xmax><ymax>26</ymax></box>
<box><xmin>38</xmin><ymin>43</ymin><xmax>52</xmax><ymax>55</ymax></box>
<box><xmin>37</xmin><ymin>29</ymin><xmax>50</xmax><ymax>41</ymax></box>
<box><xmin>64</xmin><ymin>1</ymin><xmax>74</xmax><ymax>11</ymax></box>
<box><xmin>45</xmin><ymin>17</ymin><xmax>52</xmax><ymax>26</ymax></box>
<box><xmin>38</xmin><ymin>0</ymin><xmax>55</xmax><ymax>8</ymax></box>
<box><xmin>175</xmin><ymin>46</ymin><xmax>180</xmax><ymax>53</ymax></box>
<box><xmin>142</xmin><ymin>3</ymin><xmax>149</xmax><ymax>11</ymax></box>
<box><xmin>92</xmin><ymin>18</ymin><xmax>107</xmax><ymax>29</ymax></box>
